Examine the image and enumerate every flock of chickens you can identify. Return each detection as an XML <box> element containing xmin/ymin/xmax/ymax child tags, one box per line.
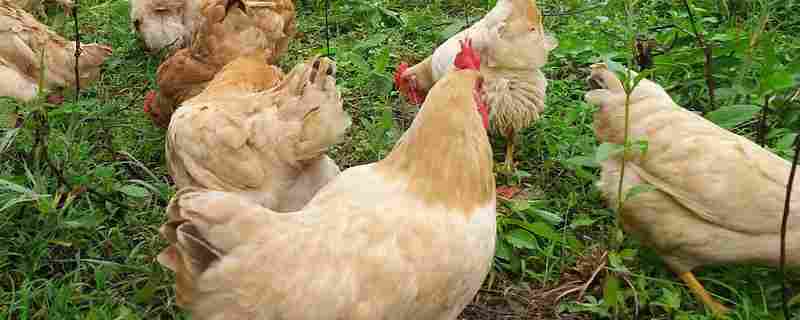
<box><xmin>2</xmin><ymin>0</ymin><xmax>800</xmax><ymax>317</ymax></box>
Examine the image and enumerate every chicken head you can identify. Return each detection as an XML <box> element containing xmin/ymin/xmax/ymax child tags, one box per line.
<box><xmin>130</xmin><ymin>0</ymin><xmax>202</xmax><ymax>53</ymax></box>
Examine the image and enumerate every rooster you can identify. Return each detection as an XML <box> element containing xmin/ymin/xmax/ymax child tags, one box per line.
<box><xmin>0</xmin><ymin>1</ymin><xmax>112</xmax><ymax>102</ymax></box>
<box><xmin>166</xmin><ymin>55</ymin><xmax>350</xmax><ymax>213</ymax></box>
<box><xmin>143</xmin><ymin>0</ymin><xmax>295</xmax><ymax>127</ymax></box>
<box><xmin>157</xmin><ymin>39</ymin><xmax>496</xmax><ymax>319</ymax></box>
<box><xmin>587</xmin><ymin>63</ymin><xmax>800</xmax><ymax>316</ymax></box>
<box><xmin>394</xmin><ymin>0</ymin><xmax>556</xmax><ymax>175</ymax></box>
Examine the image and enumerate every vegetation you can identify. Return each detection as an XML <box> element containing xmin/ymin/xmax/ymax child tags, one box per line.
<box><xmin>1</xmin><ymin>0</ymin><xmax>799</xmax><ymax>318</ymax></box>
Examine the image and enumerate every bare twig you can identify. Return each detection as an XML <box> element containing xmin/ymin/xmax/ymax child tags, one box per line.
<box><xmin>576</xmin><ymin>251</ymin><xmax>608</xmax><ymax>301</ymax></box>
<box><xmin>780</xmin><ymin>134</ymin><xmax>800</xmax><ymax>320</ymax></box>
<box><xmin>680</xmin><ymin>0</ymin><xmax>716</xmax><ymax>111</ymax></box>
<box><xmin>758</xmin><ymin>95</ymin><xmax>770</xmax><ymax>147</ymax></box>
<box><xmin>72</xmin><ymin>0</ymin><xmax>80</xmax><ymax>103</ymax></box>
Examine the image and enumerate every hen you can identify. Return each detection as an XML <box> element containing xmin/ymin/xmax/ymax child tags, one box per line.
<box><xmin>394</xmin><ymin>0</ymin><xmax>556</xmax><ymax>173</ymax></box>
<box><xmin>0</xmin><ymin>0</ymin><xmax>112</xmax><ymax>101</ymax></box>
<box><xmin>156</xmin><ymin>39</ymin><xmax>496</xmax><ymax>319</ymax></box>
<box><xmin>4</xmin><ymin>0</ymin><xmax>73</xmax><ymax>16</ymax></box>
<box><xmin>587</xmin><ymin>63</ymin><xmax>800</xmax><ymax>315</ymax></box>
<box><xmin>144</xmin><ymin>0</ymin><xmax>295</xmax><ymax>127</ymax></box>
<box><xmin>129</xmin><ymin>0</ymin><xmax>202</xmax><ymax>53</ymax></box>
<box><xmin>166</xmin><ymin>55</ymin><xmax>349</xmax><ymax>212</ymax></box>
<box><xmin>130</xmin><ymin>0</ymin><xmax>294</xmax><ymax>55</ymax></box>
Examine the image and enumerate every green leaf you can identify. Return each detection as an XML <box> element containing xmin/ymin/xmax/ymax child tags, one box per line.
<box><xmin>762</xmin><ymin>71</ymin><xmax>796</xmax><ymax>94</ymax></box>
<box><xmin>523</xmin><ymin>221</ymin><xmax>561</xmax><ymax>243</ymax></box>
<box><xmin>372</xmin><ymin>46</ymin><xmax>392</xmax><ymax>73</ymax></box>
<box><xmin>632</xmin><ymin>69</ymin><xmax>655</xmax><ymax>89</ymax></box>
<box><xmin>134</xmin><ymin>278</ymin><xmax>158</xmax><ymax>305</ymax></box>
<box><xmin>511</xmin><ymin>200</ymin><xmax>530</xmax><ymax>212</ymax></box>
<box><xmin>504</xmin><ymin>229</ymin><xmax>538</xmax><ymax>250</ymax></box>
<box><xmin>603</xmin><ymin>274</ymin><xmax>621</xmax><ymax>309</ymax></box>
<box><xmin>495</xmin><ymin>239</ymin><xmax>513</xmax><ymax>260</ymax></box>
<box><xmin>778</xmin><ymin>133</ymin><xmax>798</xmax><ymax>150</ymax></box>
<box><xmin>632</xmin><ymin>139</ymin><xmax>649</xmax><ymax>156</ymax></box>
<box><xmin>570</xmin><ymin>215</ymin><xmax>597</xmax><ymax>228</ymax></box>
<box><xmin>564</xmin><ymin>155</ymin><xmax>600</xmax><ymax>168</ymax></box>
<box><xmin>705</xmin><ymin>104</ymin><xmax>761</xmax><ymax>129</ymax></box>
<box><xmin>531</xmin><ymin>209</ymin><xmax>564</xmax><ymax>226</ymax></box>
<box><xmin>117</xmin><ymin>185</ymin><xmax>149</xmax><ymax>198</ymax></box>
<box><xmin>595</xmin><ymin>143</ymin><xmax>625</xmax><ymax>163</ymax></box>
<box><xmin>624</xmin><ymin>183</ymin><xmax>656</xmax><ymax>202</ymax></box>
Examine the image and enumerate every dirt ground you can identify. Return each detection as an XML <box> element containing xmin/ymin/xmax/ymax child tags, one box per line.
<box><xmin>458</xmin><ymin>248</ymin><xmax>607</xmax><ymax>320</ymax></box>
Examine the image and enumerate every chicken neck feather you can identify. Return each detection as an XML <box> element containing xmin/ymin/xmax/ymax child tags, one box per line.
<box><xmin>378</xmin><ymin>70</ymin><xmax>495</xmax><ymax>214</ymax></box>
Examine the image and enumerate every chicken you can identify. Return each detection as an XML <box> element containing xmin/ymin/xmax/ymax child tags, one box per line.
<box><xmin>394</xmin><ymin>0</ymin><xmax>556</xmax><ymax>174</ymax></box>
<box><xmin>166</xmin><ymin>54</ymin><xmax>349</xmax><ymax>213</ymax></box>
<box><xmin>587</xmin><ymin>63</ymin><xmax>800</xmax><ymax>316</ymax></box>
<box><xmin>0</xmin><ymin>1</ymin><xmax>112</xmax><ymax>102</ymax></box>
<box><xmin>129</xmin><ymin>0</ymin><xmax>202</xmax><ymax>53</ymax></box>
<box><xmin>130</xmin><ymin>0</ymin><xmax>294</xmax><ymax>55</ymax></box>
<box><xmin>143</xmin><ymin>0</ymin><xmax>295</xmax><ymax>127</ymax></box>
<box><xmin>156</xmin><ymin>39</ymin><xmax>496</xmax><ymax>319</ymax></box>
<box><xmin>4</xmin><ymin>0</ymin><xmax>73</xmax><ymax>16</ymax></box>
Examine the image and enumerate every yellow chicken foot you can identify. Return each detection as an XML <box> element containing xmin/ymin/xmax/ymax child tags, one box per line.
<box><xmin>678</xmin><ymin>272</ymin><xmax>730</xmax><ymax>317</ymax></box>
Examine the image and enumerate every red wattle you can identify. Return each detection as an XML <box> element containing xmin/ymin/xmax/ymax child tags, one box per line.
<box><xmin>143</xmin><ymin>90</ymin><xmax>157</xmax><ymax>114</ymax></box>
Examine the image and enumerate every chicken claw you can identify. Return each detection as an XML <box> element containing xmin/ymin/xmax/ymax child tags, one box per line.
<box><xmin>678</xmin><ymin>272</ymin><xmax>730</xmax><ymax>317</ymax></box>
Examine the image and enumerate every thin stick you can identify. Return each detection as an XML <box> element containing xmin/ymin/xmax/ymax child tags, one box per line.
<box><xmin>324</xmin><ymin>0</ymin><xmax>330</xmax><ymax>56</ymax></box>
<box><xmin>72</xmin><ymin>0</ymin><xmax>80</xmax><ymax>103</ymax></box>
<box><xmin>680</xmin><ymin>0</ymin><xmax>716</xmax><ymax>111</ymax></box>
<box><xmin>758</xmin><ymin>95</ymin><xmax>770</xmax><ymax>147</ymax></box>
<box><xmin>463</xmin><ymin>1</ymin><xmax>470</xmax><ymax>26</ymax></box>
<box><xmin>780</xmin><ymin>133</ymin><xmax>800</xmax><ymax>320</ymax></box>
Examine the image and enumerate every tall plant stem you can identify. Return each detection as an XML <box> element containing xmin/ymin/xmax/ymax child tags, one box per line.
<box><xmin>758</xmin><ymin>95</ymin><xmax>770</xmax><ymax>146</ymax></box>
<box><xmin>780</xmin><ymin>134</ymin><xmax>800</xmax><ymax>320</ymax></box>
<box><xmin>614</xmin><ymin>79</ymin><xmax>633</xmax><ymax>250</ymax></box>
<box><xmin>681</xmin><ymin>0</ymin><xmax>716</xmax><ymax>111</ymax></box>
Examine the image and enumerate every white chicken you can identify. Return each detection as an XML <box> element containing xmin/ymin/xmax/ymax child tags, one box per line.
<box><xmin>157</xmin><ymin>39</ymin><xmax>497</xmax><ymax>319</ymax></box>
<box><xmin>0</xmin><ymin>0</ymin><xmax>112</xmax><ymax>101</ymax></box>
<box><xmin>395</xmin><ymin>0</ymin><xmax>556</xmax><ymax>174</ymax></box>
<box><xmin>166</xmin><ymin>55</ymin><xmax>350</xmax><ymax>213</ymax></box>
<box><xmin>588</xmin><ymin>63</ymin><xmax>800</xmax><ymax>316</ymax></box>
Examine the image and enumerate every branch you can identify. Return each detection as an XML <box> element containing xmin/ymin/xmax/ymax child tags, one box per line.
<box><xmin>73</xmin><ymin>0</ymin><xmax>81</xmax><ymax>103</ymax></box>
<box><xmin>680</xmin><ymin>0</ymin><xmax>716</xmax><ymax>111</ymax></box>
<box><xmin>780</xmin><ymin>134</ymin><xmax>800</xmax><ymax>320</ymax></box>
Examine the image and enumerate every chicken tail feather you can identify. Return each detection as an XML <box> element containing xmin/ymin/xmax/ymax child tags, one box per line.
<box><xmin>157</xmin><ymin>187</ymin><xmax>270</xmax><ymax>308</ymax></box>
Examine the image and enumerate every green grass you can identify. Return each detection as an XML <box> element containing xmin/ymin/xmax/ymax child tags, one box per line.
<box><xmin>1</xmin><ymin>0</ymin><xmax>800</xmax><ymax>319</ymax></box>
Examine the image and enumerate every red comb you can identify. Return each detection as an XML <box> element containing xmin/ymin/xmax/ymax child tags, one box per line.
<box><xmin>394</xmin><ymin>62</ymin><xmax>422</xmax><ymax>105</ymax></box>
<box><xmin>143</xmin><ymin>90</ymin><xmax>157</xmax><ymax>114</ymax></box>
<box><xmin>454</xmin><ymin>38</ymin><xmax>481</xmax><ymax>71</ymax></box>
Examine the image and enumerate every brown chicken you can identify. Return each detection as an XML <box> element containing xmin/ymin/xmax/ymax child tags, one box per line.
<box><xmin>143</xmin><ymin>0</ymin><xmax>295</xmax><ymax>127</ymax></box>
<box><xmin>587</xmin><ymin>63</ymin><xmax>800</xmax><ymax>316</ymax></box>
<box><xmin>394</xmin><ymin>0</ymin><xmax>556</xmax><ymax>174</ymax></box>
<box><xmin>0</xmin><ymin>0</ymin><xmax>112</xmax><ymax>101</ymax></box>
<box><xmin>130</xmin><ymin>0</ymin><xmax>294</xmax><ymax>55</ymax></box>
<box><xmin>156</xmin><ymin>39</ymin><xmax>496</xmax><ymax>319</ymax></box>
<box><xmin>166</xmin><ymin>55</ymin><xmax>350</xmax><ymax>213</ymax></box>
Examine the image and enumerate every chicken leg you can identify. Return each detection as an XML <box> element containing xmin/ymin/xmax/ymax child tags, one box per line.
<box><xmin>678</xmin><ymin>271</ymin><xmax>730</xmax><ymax>317</ymax></box>
<box><xmin>504</xmin><ymin>128</ymin><xmax>516</xmax><ymax>174</ymax></box>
